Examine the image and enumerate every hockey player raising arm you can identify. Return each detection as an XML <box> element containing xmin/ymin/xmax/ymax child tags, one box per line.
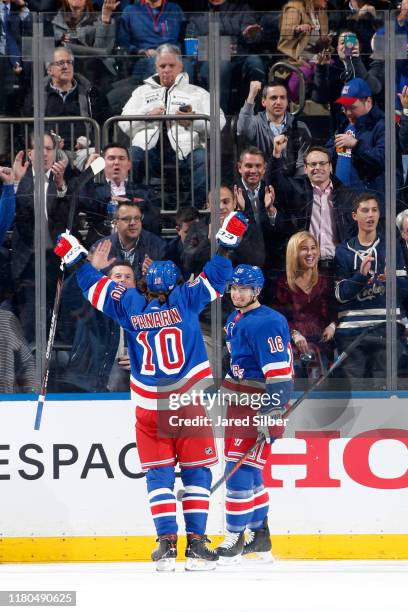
<box><xmin>216</xmin><ymin>264</ymin><xmax>294</xmax><ymax>565</ymax></box>
<box><xmin>54</xmin><ymin>211</ymin><xmax>248</xmax><ymax>572</ymax></box>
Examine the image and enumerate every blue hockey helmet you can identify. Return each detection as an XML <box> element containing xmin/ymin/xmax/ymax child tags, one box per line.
<box><xmin>231</xmin><ymin>265</ymin><xmax>264</xmax><ymax>289</ymax></box>
<box><xmin>146</xmin><ymin>260</ymin><xmax>181</xmax><ymax>293</ymax></box>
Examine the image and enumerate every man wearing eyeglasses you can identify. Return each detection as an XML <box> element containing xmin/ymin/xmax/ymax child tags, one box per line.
<box><xmin>267</xmin><ymin>145</ymin><xmax>356</xmax><ymax>273</ymax></box>
<box><xmin>89</xmin><ymin>200</ymin><xmax>166</xmax><ymax>281</ymax></box>
<box><xmin>22</xmin><ymin>47</ymin><xmax>111</xmax><ymax>148</ymax></box>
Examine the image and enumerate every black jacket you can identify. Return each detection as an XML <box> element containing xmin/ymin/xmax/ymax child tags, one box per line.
<box><xmin>11</xmin><ymin>167</ymin><xmax>72</xmax><ymax>280</ymax></box>
<box><xmin>181</xmin><ymin>216</ymin><xmax>266</xmax><ymax>280</ymax></box>
<box><xmin>79</xmin><ymin>178</ymin><xmax>162</xmax><ymax>247</ymax></box>
<box><xmin>22</xmin><ymin>73</ymin><xmax>111</xmax><ymax>147</ymax></box>
<box><xmin>234</xmin><ymin>176</ymin><xmax>292</xmax><ymax>270</ymax></box>
<box><xmin>267</xmin><ymin>156</ymin><xmax>357</xmax><ymax>243</ymax></box>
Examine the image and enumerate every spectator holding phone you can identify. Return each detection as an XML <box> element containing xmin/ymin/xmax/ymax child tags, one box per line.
<box><xmin>313</xmin><ymin>29</ymin><xmax>383</xmax><ymax>132</ymax></box>
<box><xmin>338</xmin><ymin>0</ymin><xmax>385</xmax><ymax>58</ymax></box>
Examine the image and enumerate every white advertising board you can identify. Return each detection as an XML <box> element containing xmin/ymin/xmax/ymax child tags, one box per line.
<box><xmin>0</xmin><ymin>397</ymin><xmax>407</xmax><ymax>538</ymax></box>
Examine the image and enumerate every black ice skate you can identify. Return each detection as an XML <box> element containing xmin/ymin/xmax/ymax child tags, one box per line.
<box><xmin>185</xmin><ymin>534</ymin><xmax>218</xmax><ymax>571</ymax></box>
<box><xmin>243</xmin><ymin>519</ymin><xmax>274</xmax><ymax>563</ymax></box>
<box><xmin>152</xmin><ymin>535</ymin><xmax>177</xmax><ymax>572</ymax></box>
<box><xmin>216</xmin><ymin>531</ymin><xmax>245</xmax><ymax>565</ymax></box>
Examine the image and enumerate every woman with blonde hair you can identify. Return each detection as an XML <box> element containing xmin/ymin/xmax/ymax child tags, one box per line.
<box><xmin>274</xmin><ymin>230</ymin><xmax>336</xmax><ymax>376</ymax></box>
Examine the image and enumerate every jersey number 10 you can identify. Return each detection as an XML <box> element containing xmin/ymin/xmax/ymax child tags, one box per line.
<box><xmin>136</xmin><ymin>327</ymin><xmax>186</xmax><ymax>375</ymax></box>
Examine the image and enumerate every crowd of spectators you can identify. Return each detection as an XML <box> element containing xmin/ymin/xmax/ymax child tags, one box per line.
<box><xmin>1</xmin><ymin>0</ymin><xmax>408</xmax><ymax>393</ymax></box>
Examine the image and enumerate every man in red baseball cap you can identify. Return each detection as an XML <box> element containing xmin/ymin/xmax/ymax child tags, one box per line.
<box><xmin>327</xmin><ymin>77</ymin><xmax>385</xmax><ymax>204</ymax></box>
<box><xmin>335</xmin><ymin>77</ymin><xmax>372</xmax><ymax>107</ymax></box>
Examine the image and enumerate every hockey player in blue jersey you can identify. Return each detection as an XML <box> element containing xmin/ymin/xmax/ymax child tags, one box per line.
<box><xmin>54</xmin><ymin>210</ymin><xmax>248</xmax><ymax>572</ymax></box>
<box><xmin>216</xmin><ymin>264</ymin><xmax>294</xmax><ymax>564</ymax></box>
<box><xmin>334</xmin><ymin>192</ymin><xmax>408</xmax><ymax>382</ymax></box>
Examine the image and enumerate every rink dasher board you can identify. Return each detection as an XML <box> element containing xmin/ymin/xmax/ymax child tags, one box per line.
<box><xmin>0</xmin><ymin>396</ymin><xmax>407</xmax><ymax>561</ymax></box>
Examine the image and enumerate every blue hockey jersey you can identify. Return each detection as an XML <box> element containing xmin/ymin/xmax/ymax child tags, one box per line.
<box><xmin>75</xmin><ymin>255</ymin><xmax>232</xmax><ymax>409</ymax></box>
<box><xmin>224</xmin><ymin>305</ymin><xmax>293</xmax><ymax>392</ymax></box>
<box><xmin>335</xmin><ymin>234</ymin><xmax>408</xmax><ymax>335</ymax></box>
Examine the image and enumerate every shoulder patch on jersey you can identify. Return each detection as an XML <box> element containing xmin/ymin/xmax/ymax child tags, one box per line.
<box><xmin>110</xmin><ymin>283</ymin><xmax>127</xmax><ymax>301</ymax></box>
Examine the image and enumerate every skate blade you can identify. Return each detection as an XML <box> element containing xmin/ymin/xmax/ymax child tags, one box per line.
<box><xmin>242</xmin><ymin>551</ymin><xmax>275</xmax><ymax>563</ymax></box>
<box><xmin>155</xmin><ymin>558</ymin><xmax>176</xmax><ymax>572</ymax></box>
<box><xmin>185</xmin><ymin>558</ymin><xmax>217</xmax><ymax>571</ymax></box>
<box><xmin>216</xmin><ymin>554</ymin><xmax>242</xmax><ymax>566</ymax></box>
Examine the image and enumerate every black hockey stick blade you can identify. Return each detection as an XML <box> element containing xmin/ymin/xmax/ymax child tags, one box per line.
<box><xmin>34</xmin><ymin>157</ymin><xmax>106</xmax><ymax>431</ymax></box>
<box><xmin>70</xmin><ymin>157</ymin><xmax>106</xmax><ymax>195</ymax></box>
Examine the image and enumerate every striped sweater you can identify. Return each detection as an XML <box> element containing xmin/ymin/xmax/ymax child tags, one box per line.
<box><xmin>334</xmin><ymin>234</ymin><xmax>408</xmax><ymax>334</ymax></box>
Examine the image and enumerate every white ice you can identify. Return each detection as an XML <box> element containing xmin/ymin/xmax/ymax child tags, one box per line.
<box><xmin>0</xmin><ymin>561</ymin><xmax>407</xmax><ymax>612</ymax></box>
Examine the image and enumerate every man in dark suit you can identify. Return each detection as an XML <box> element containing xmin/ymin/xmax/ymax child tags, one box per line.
<box><xmin>234</xmin><ymin>145</ymin><xmax>289</xmax><ymax>277</ymax></box>
<box><xmin>11</xmin><ymin>132</ymin><xmax>72</xmax><ymax>340</ymax></box>
<box><xmin>79</xmin><ymin>142</ymin><xmax>161</xmax><ymax>247</ymax></box>
<box><xmin>235</xmin><ymin>146</ymin><xmax>275</xmax><ymax>229</ymax></box>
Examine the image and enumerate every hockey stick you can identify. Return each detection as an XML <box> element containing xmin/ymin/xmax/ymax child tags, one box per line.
<box><xmin>34</xmin><ymin>157</ymin><xmax>106</xmax><ymax>431</ymax></box>
<box><xmin>209</xmin><ymin>323</ymin><xmax>378</xmax><ymax>495</ymax></box>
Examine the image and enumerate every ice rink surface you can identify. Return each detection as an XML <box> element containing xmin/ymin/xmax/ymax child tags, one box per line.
<box><xmin>0</xmin><ymin>560</ymin><xmax>407</xmax><ymax>612</ymax></box>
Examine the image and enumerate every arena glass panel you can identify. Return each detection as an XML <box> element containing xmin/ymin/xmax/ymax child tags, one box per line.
<box><xmin>10</xmin><ymin>6</ymin><xmax>402</xmax><ymax>401</ymax></box>
<box><xmin>0</xmin><ymin>35</ymin><xmax>38</xmax><ymax>396</ymax></box>
<box><xmin>213</xmin><ymin>9</ymin><xmax>399</xmax><ymax>398</ymax></box>
<box><xmin>390</xmin><ymin>8</ymin><xmax>408</xmax><ymax>393</ymax></box>
<box><xmin>29</xmin><ymin>10</ymin><xmax>216</xmax><ymax>397</ymax></box>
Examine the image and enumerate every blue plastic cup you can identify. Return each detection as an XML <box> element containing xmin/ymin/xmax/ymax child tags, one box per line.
<box><xmin>185</xmin><ymin>38</ymin><xmax>199</xmax><ymax>57</ymax></box>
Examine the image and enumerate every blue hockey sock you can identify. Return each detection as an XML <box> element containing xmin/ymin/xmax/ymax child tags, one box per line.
<box><xmin>247</xmin><ymin>469</ymin><xmax>269</xmax><ymax>530</ymax></box>
<box><xmin>180</xmin><ymin>466</ymin><xmax>211</xmax><ymax>535</ymax></box>
<box><xmin>146</xmin><ymin>466</ymin><xmax>177</xmax><ymax>536</ymax></box>
<box><xmin>224</xmin><ymin>462</ymin><xmax>256</xmax><ymax>533</ymax></box>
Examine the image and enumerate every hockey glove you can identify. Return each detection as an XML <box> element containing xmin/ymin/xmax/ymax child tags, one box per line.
<box><xmin>256</xmin><ymin>408</ymin><xmax>286</xmax><ymax>444</ymax></box>
<box><xmin>54</xmin><ymin>232</ymin><xmax>88</xmax><ymax>268</ymax></box>
<box><xmin>216</xmin><ymin>211</ymin><xmax>248</xmax><ymax>249</ymax></box>
<box><xmin>256</xmin><ymin>380</ymin><xmax>293</xmax><ymax>443</ymax></box>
